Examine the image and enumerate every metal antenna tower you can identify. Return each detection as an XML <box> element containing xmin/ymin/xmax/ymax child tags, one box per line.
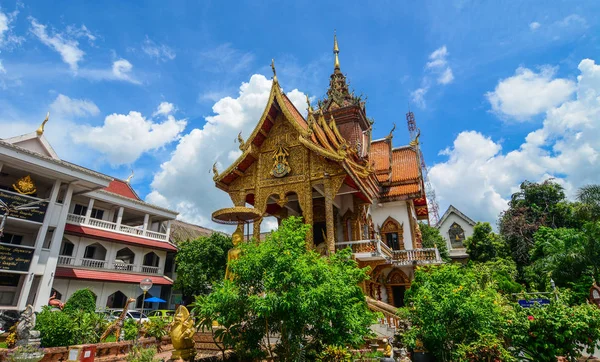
<box><xmin>406</xmin><ymin>111</ymin><xmax>440</xmax><ymax>225</ymax></box>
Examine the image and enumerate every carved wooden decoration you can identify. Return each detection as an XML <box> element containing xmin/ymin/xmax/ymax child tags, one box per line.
<box><xmin>381</xmin><ymin>216</ymin><xmax>404</xmax><ymax>250</ymax></box>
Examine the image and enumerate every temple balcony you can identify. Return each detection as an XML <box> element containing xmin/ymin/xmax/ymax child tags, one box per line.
<box><xmin>66</xmin><ymin>212</ymin><xmax>168</xmax><ymax>242</ymax></box>
<box><xmin>335</xmin><ymin>239</ymin><xmax>443</xmax><ymax>266</ymax></box>
<box><xmin>57</xmin><ymin>255</ymin><xmax>161</xmax><ymax>275</ymax></box>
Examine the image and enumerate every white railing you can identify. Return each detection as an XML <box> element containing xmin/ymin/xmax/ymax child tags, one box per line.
<box><xmin>145</xmin><ymin>230</ymin><xmax>167</xmax><ymax>241</ymax></box>
<box><xmin>57</xmin><ymin>255</ymin><xmax>74</xmax><ymax>265</ymax></box>
<box><xmin>81</xmin><ymin>258</ymin><xmax>107</xmax><ymax>268</ymax></box>
<box><xmin>335</xmin><ymin>239</ymin><xmax>442</xmax><ymax>266</ymax></box>
<box><xmin>113</xmin><ymin>262</ymin><xmax>134</xmax><ymax>271</ymax></box>
<box><xmin>88</xmin><ymin>218</ymin><xmax>117</xmax><ymax>231</ymax></box>
<box><xmin>141</xmin><ymin>266</ymin><xmax>159</xmax><ymax>274</ymax></box>
<box><xmin>66</xmin><ymin>213</ymin><xmax>86</xmax><ymax>224</ymax></box>
<box><xmin>392</xmin><ymin>248</ymin><xmax>442</xmax><ymax>266</ymax></box>
<box><xmin>65</xmin><ymin>213</ymin><xmax>169</xmax><ymax>242</ymax></box>
<box><xmin>119</xmin><ymin>224</ymin><xmax>144</xmax><ymax>236</ymax></box>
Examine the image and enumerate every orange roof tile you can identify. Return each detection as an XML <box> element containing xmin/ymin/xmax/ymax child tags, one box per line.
<box><xmin>391</xmin><ymin>147</ymin><xmax>420</xmax><ymax>183</ymax></box>
<box><xmin>281</xmin><ymin>93</ymin><xmax>308</xmax><ymax>130</ymax></box>
<box><xmin>104</xmin><ymin>180</ymin><xmax>140</xmax><ymax>200</ymax></box>
<box><xmin>370</xmin><ymin>139</ymin><xmax>391</xmax><ymax>172</ymax></box>
<box><xmin>380</xmin><ymin>183</ymin><xmax>420</xmax><ymax>198</ymax></box>
<box><xmin>55</xmin><ymin>267</ymin><xmax>173</xmax><ymax>285</ymax></box>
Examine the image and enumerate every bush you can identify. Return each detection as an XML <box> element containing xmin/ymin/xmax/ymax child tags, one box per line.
<box><xmin>143</xmin><ymin>318</ymin><xmax>169</xmax><ymax>339</ymax></box>
<box><xmin>36</xmin><ymin>306</ymin><xmax>75</xmax><ymax>347</ymax></box>
<box><xmin>123</xmin><ymin>318</ymin><xmax>142</xmax><ymax>340</ymax></box>
<box><xmin>71</xmin><ymin>311</ymin><xmax>109</xmax><ymax>344</ymax></box>
<box><xmin>125</xmin><ymin>345</ymin><xmax>159</xmax><ymax>362</ymax></box>
<box><xmin>63</xmin><ymin>288</ymin><xmax>97</xmax><ymax>314</ymax></box>
<box><xmin>317</xmin><ymin>345</ymin><xmax>352</xmax><ymax>362</ymax></box>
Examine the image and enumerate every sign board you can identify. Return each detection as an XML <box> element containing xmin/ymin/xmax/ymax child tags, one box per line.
<box><xmin>0</xmin><ymin>243</ymin><xmax>34</xmax><ymax>272</ymax></box>
<box><xmin>518</xmin><ymin>298</ymin><xmax>550</xmax><ymax>308</ymax></box>
<box><xmin>0</xmin><ymin>189</ymin><xmax>48</xmax><ymax>223</ymax></box>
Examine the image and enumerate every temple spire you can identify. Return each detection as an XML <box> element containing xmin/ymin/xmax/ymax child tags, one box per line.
<box><xmin>333</xmin><ymin>31</ymin><xmax>340</xmax><ymax>71</ymax></box>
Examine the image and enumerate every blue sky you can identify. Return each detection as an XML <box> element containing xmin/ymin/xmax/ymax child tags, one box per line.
<box><xmin>1</xmin><ymin>0</ymin><xmax>600</xmax><ymax>229</ymax></box>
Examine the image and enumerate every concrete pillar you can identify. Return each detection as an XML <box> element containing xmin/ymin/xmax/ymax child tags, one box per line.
<box><xmin>84</xmin><ymin>198</ymin><xmax>95</xmax><ymax>223</ymax></box>
<box><xmin>115</xmin><ymin>207</ymin><xmax>124</xmax><ymax>230</ymax></box>
<box><xmin>142</xmin><ymin>214</ymin><xmax>150</xmax><ymax>235</ymax></box>
<box><xmin>165</xmin><ymin>220</ymin><xmax>172</xmax><ymax>238</ymax></box>
<box><xmin>33</xmin><ymin>183</ymin><xmax>75</xmax><ymax>311</ymax></box>
<box><xmin>18</xmin><ymin>179</ymin><xmax>61</xmax><ymax>310</ymax></box>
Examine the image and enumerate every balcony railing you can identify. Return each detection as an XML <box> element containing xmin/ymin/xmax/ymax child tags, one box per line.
<box><xmin>57</xmin><ymin>255</ymin><xmax>161</xmax><ymax>274</ymax></box>
<box><xmin>66</xmin><ymin>213</ymin><xmax>168</xmax><ymax>242</ymax></box>
<box><xmin>335</xmin><ymin>239</ymin><xmax>443</xmax><ymax>266</ymax></box>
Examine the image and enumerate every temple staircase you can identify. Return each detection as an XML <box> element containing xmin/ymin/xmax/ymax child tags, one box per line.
<box><xmin>366</xmin><ymin>297</ymin><xmax>403</xmax><ymax>339</ymax></box>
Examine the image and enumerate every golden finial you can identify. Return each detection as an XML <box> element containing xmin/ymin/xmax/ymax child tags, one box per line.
<box><xmin>333</xmin><ymin>31</ymin><xmax>340</xmax><ymax>70</ymax></box>
<box><xmin>125</xmin><ymin>170</ymin><xmax>134</xmax><ymax>184</ymax></box>
<box><xmin>306</xmin><ymin>94</ymin><xmax>313</xmax><ymax>114</ymax></box>
<box><xmin>409</xmin><ymin>129</ymin><xmax>421</xmax><ymax>148</ymax></box>
<box><xmin>271</xmin><ymin>58</ymin><xmax>277</xmax><ymax>82</ymax></box>
<box><xmin>386</xmin><ymin>123</ymin><xmax>396</xmax><ymax>139</ymax></box>
<box><xmin>237</xmin><ymin>132</ymin><xmax>245</xmax><ymax>150</ymax></box>
<box><xmin>212</xmin><ymin>162</ymin><xmax>219</xmax><ymax>178</ymax></box>
<box><xmin>36</xmin><ymin>112</ymin><xmax>50</xmax><ymax>136</ymax></box>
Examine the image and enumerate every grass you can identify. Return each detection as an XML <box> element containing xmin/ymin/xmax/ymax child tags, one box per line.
<box><xmin>0</xmin><ymin>342</ymin><xmax>7</xmax><ymax>348</ymax></box>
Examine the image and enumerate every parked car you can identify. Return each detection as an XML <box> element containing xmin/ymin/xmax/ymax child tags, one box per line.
<box><xmin>147</xmin><ymin>309</ymin><xmax>175</xmax><ymax>322</ymax></box>
<box><xmin>108</xmin><ymin>310</ymin><xmax>150</xmax><ymax>323</ymax></box>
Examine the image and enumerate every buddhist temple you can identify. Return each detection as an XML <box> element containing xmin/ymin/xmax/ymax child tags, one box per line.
<box><xmin>212</xmin><ymin>34</ymin><xmax>442</xmax><ymax>309</ymax></box>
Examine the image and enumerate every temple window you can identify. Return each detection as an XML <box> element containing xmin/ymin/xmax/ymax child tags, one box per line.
<box><xmin>448</xmin><ymin>222</ymin><xmax>466</xmax><ymax>248</ymax></box>
<box><xmin>380</xmin><ymin>217</ymin><xmax>404</xmax><ymax>251</ymax></box>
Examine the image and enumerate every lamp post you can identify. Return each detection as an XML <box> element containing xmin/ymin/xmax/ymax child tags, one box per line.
<box><xmin>139</xmin><ymin>278</ymin><xmax>153</xmax><ymax>325</ymax></box>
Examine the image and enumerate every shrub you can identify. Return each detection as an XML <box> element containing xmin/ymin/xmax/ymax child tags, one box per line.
<box><xmin>143</xmin><ymin>318</ymin><xmax>169</xmax><ymax>339</ymax></box>
<box><xmin>63</xmin><ymin>288</ymin><xmax>97</xmax><ymax>314</ymax></box>
<box><xmin>125</xmin><ymin>345</ymin><xmax>159</xmax><ymax>362</ymax></box>
<box><xmin>36</xmin><ymin>306</ymin><xmax>75</xmax><ymax>347</ymax></box>
<box><xmin>123</xmin><ymin>318</ymin><xmax>142</xmax><ymax>340</ymax></box>
<box><xmin>317</xmin><ymin>345</ymin><xmax>352</xmax><ymax>362</ymax></box>
<box><xmin>71</xmin><ymin>311</ymin><xmax>109</xmax><ymax>344</ymax></box>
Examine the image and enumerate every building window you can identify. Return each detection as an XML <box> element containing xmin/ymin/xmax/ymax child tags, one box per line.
<box><xmin>0</xmin><ymin>233</ymin><xmax>23</xmax><ymax>245</ymax></box>
<box><xmin>448</xmin><ymin>222</ymin><xmax>466</xmax><ymax>249</ymax></box>
<box><xmin>42</xmin><ymin>229</ymin><xmax>54</xmax><ymax>249</ymax></box>
<box><xmin>60</xmin><ymin>240</ymin><xmax>74</xmax><ymax>256</ymax></box>
<box><xmin>73</xmin><ymin>204</ymin><xmax>104</xmax><ymax>220</ymax></box>
<box><xmin>380</xmin><ymin>217</ymin><xmax>404</xmax><ymax>251</ymax></box>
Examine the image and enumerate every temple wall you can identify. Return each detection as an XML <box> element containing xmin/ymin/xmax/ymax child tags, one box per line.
<box><xmin>370</xmin><ymin>201</ymin><xmax>413</xmax><ymax>249</ymax></box>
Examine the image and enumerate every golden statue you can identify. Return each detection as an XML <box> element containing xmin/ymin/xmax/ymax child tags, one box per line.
<box><xmin>170</xmin><ymin>305</ymin><xmax>196</xmax><ymax>361</ymax></box>
<box><xmin>225</xmin><ymin>224</ymin><xmax>244</xmax><ymax>281</ymax></box>
<box><xmin>13</xmin><ymin>175</ymin><xmax>37</xmax><ymax>195</ymax></box>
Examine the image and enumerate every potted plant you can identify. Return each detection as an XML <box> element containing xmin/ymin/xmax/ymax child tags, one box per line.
<box><xmin>6</xmin><ymin>344</ymin><xmax>44</xmax><ymax>362</ymax></box>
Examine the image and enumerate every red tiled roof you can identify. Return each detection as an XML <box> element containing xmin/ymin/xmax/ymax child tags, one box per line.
<box><xmin>380</xmin><ymin>183</ymin><xmax>420</xmax><ymax>198</ymax></box>
<box><xmin>55</xmin><ymin>267</ymin><xmax>173</xmax><ymax>285</ymax></box>
<box><xmin>104</xmin><ymin>180</ymin><xmax>140</xmax><ymax>200</ymax></box>
<box><xmin>391</xmin><ymin>148</ymin><xmax>420</xmax><ymax>183</ymax></box>
<box><xmin>64</xmin><ymin>224</ymin><xmax>177</xmax><ymax>251</ymax></box>
<box><xmin>370</xmin><ymin>139</ymin><xmax>391</xmax><ymax>172</ymax></box>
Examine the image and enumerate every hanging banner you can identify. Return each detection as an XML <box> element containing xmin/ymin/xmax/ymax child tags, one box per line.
<box><xmin>0</xmin><ymin>243</ymin><xmax>34</xmax><ymax>272</ymax></box>
<box><xmin>0</xmin><ymin>189</ymin><xmax>48</xmax><ymax>223</ymax></box>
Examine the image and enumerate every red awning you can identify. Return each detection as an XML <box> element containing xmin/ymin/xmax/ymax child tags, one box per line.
<box><xmin>64</xmin><ymin>224</ymin><xmax>177</xmax><ymax>251</ymax></box>
<box><xmin>55</xmin><ymin>267</ymin><xmax>173</xmax><ymax>285</ymax></box>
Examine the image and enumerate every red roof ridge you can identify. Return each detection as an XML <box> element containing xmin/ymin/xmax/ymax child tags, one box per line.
<box><xmin>103</xmin><ymin>179</ymin><xmax>141</xmax><ymax>200</ymax></box>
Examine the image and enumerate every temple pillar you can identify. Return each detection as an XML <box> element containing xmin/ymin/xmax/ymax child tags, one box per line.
<box><xmin>298</xmin><ymin>185</ymin><xmax>313</xmax><ymax>249</ymax></box>
<box><xmin>324</xmin><ymin>175</ymin><xmax>335</xmax><ymax>254</ymax></box>
<box><xmin>253</xmin><ymin>217</ymin><xmax>262</xmax><ymax>241</ymax></box>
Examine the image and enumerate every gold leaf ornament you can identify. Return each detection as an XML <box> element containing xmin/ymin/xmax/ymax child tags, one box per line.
<box><xmin>13</xmin><ymin>175</ymin><xmax>37</xmax><ymax>195</ymax></box>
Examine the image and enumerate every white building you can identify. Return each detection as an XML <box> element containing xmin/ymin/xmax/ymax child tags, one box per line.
<box><xmin>0</xmin><ymin>126</ymin><xmax>178</xmax><ymax>313</ymax></box>
<box><xmin>436</xmin><ymin>205</ymin><xmax>476</xmax><ymax>261</ymax></box>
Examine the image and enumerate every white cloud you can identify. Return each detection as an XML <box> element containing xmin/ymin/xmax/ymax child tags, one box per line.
<box><xmin>411</xmin><ymin>87</ymin><xmax>429</xmax><ymax>108</ymax></box>
<box><xmin>29</xmin><ymin>18</ymin><xmax>85</xmax><ymax>71</ymax></box>
<box><xmin>71</xmin><ymin>106</ymin><xmax>187</xmax><ymax>165</ymax></box>
<box><xmin>486</xmin><ymin>65</ymin><xmax>575</xmax><ymax>121</ymax></box>
<box><xmin>147</xmin><ymin>74</ymin><xmax>307</xmax><ymax>228</ymax></box>
<box><xmin>426</xmin><ymin>46</ymin><xmax>454</xmax><ymax>85</ymax></box>
<box><xmin>142</xmin><ymin>36</ymin><xmax>176</xmax><ymax>62</ymax></box>
<box><xmin>529</xmin><ymin>22</ymin><xmax>541</xmax><ymax>31</ymax></box>
<box><xmin>153</xmin><ymin>102</ymin><xmax>176</xmax><ymax>117</ymax></box>
<box><xmin>50</xmin><ymin>94</ymin><xmax>100</xmax><ymax>117</ymax></box>
<box><xmin>199</xmin><ymin>43</ymin><xmax>254</xmax><ymax>73</ymax></box>
<box><xmin>0</xmin><ymin>8</ymin><xmax>23</xmax><ymax>50</ymax></box>
<box><xmin>557</xmin><ymin>14</ymin><xmax>587</xmax><ymax>28</ymax></box>
<box><xmin>0</xmin><ymin>60</ymin><xmax>5</xmax><ymax>74</ymax></box>
<box><xmin>431</xmin><ymin>58</ymin><xmax>600</xmax><ymax>225</ymax></box>
<box><xmin>78</xmin><ymin>59</ymin><xmax>141</xmax><ymax>84</ymax></box>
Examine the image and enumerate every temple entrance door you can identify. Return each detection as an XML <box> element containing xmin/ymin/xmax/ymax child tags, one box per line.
<box><xmin>391</xmin><ymin>286</ymin><xmax>405</xmax><ymax>307</ymax></box>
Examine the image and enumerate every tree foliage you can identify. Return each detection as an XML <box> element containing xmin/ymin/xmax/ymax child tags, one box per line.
<box><xmin>465</xmin><ymin>222</ymin><xmax>509</xmax><ymax>262</ymax></box>
<box><xmin>63</xmin><ymin>288</ymin><xmax>97</xmax><ymax>314</ymax></box>
<box><xmin>419</xmin><ymin>222</ymin><xmax>450</xmax><ymax>262</ymax></box>
<box><xmin>192</xmin><ymin>217</ymin><xmax>376</xmax><ymax>361</ymax></box>
<box><xmin>174</xmin><ymin>232</ymin><xmax>233</xmax><ymax>297</ymax></box>
<box><xmin>499</xmin><ymin>180</ymin><xmax>576</xmax><ymax>271</ymax></box>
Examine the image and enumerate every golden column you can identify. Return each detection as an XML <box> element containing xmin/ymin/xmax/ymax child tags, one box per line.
<box><xmin>324</xmin><ymin>174</ymin><xmax>335</xmax><ymax>254</ymax></box>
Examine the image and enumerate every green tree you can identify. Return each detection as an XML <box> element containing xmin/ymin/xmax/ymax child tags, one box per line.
<box><xmin>174</xmin><ymin>232</ymin><xmax>233</xmax><ymax>296</ymax></box>
<box><xmin>419</xmin><ymin>222</ymin><xmax>450</xmax><ymax>262</ymax></box>
<box><xmin>193</xmin><ymin>217</ymin><xmax>376</xmax><ymax>361</ymax></box>
<box><xmin>577</xmin><ymin>184</ymin><xmax>600</xmax><ymax>221</ymax></box>
<box><xmin>499</xmin><ymin>180</ymin><xmax>576</xmax><ymax>271</ymax></box>
<box><xmin>63</xmin><ymin>288</ymin><xmax>97</xmax><ymax>314</ymax></box>
<box><xmin>464</xmin><ymin>222</ymin><xmax>509</xmax><ymax>262</ymax></box>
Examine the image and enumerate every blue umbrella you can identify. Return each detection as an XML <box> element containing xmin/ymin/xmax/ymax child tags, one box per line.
<box><xmin>144</xmin><ymin>297</ymin><xmax>166</xmax><ymax>303</ymax></box>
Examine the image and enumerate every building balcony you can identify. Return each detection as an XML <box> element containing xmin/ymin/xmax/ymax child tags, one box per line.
<box><xmin>66</xmin><ymin>213</ymin><xmax>168</xmax><ymax>242</ymax></box>
<box><xmin>335</xmin><ymin>239</ymin><xmax>443</xmax><ymax>266</ymax></box>
<box><xmin>57</xmin><ymin>255</ymin><xmax>161</xmax><ymax>275</ymax></box>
